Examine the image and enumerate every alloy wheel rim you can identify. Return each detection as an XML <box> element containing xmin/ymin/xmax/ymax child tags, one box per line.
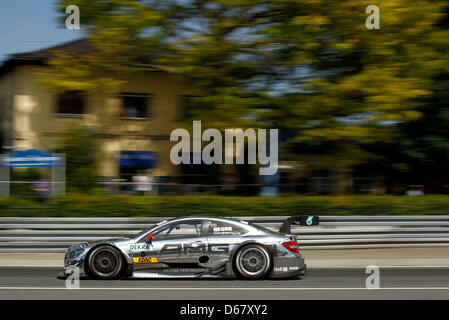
<box><xmin>238</xmin><ymin>247</ymin><xmax>268</xmax><ymax>276</ymax></box>
<box><xmin>92</xmin><ymin>250</ymin><xmax>118</xmax><ymax>276</ymax></box>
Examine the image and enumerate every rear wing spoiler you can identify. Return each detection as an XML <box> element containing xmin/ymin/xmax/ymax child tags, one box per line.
<box><xmin>279</xmin><ymin>215</ymin><xmax>319</xmax><ymax>234</ymax></box>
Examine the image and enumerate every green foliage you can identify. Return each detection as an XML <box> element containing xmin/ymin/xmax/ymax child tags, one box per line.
<box><xmin>56</xmin><ymin>127</ymin><xmax>98</xmax><ymax>193</ymax></box>
<box><xmin>385</xmin><ymin>75</ymin><xmax>449</xmax><ymax>190</ymax></box>
<box><xmin>265</xmin><ymin>0</ymin><xmax>449</xmax><ymax>172</ymax></box>
<box><xmin>1</xmin><ymin>194</ymin><xmax>449</xmax><ymax>217</ymax></box>
<box><xmin>43</xmin><ymin>0</ymin><xmax>449</xmax><ymax>176</ymax></box>
<box><xmin>10</xmin><ymin>168</ymin><xmax>42</xmax><ymax>197</ymax></box>
<box><xmin>39</xmin><ymin>0</ymin><xmax>165</xmax><ymax>93</ymax></box>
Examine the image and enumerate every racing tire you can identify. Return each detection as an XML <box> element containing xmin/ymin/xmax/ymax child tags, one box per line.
<box><xmin>233</xmin><ymin>244</ymin><xmax>272</xmax><ymax>280</ymax></box>
<box><xmin>86</xmin><ymin>246</ymin><xmax>124</xmax><ymax>280</ymax></box>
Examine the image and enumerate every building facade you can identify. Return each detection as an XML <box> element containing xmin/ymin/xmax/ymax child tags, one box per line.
<box><xmin>0</xmin><ymin>39</ymin><xmax>198</xmax><ymax>182</ymax></box>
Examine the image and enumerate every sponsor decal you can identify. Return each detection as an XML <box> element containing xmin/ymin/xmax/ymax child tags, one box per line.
<box><xmin>274</xmin><ymin>267</ymin><xmax>290</xmax><ymax>272</ymax></box>
<box><xmin>164</xmin><ymin>268</ymin><xmax>205</xmax><ymax>273</ymax></box>
<box><xmin>133</xmin><ymin>257</ymin><xmax>159</xmax><ymax>264</ymax></box>
<box><xmin>129</xmin><ymin>244</ymin><xmax>151</xmax><ymax>252</ymax></box>
<box><xmin>306</xmin><ymin>216</ymin><xmax>314</xmax><ymax>226</ymax></box>
<box><xmin>160</xmin><ymin>243</ymin><xmax>230</xmax><ymax>255</ymax></box>
<box><xmin>213</xmin><ymin>226</ymin><xmax>235</xmax><ymax>235</ymax></box>
<box><xmin>274</xmin><ymin>266</ymin><xmax>300</xmax><ymax>272</ymax></box>
<box><xmin>133</xmin><ymin>272</ymin><xmax>159</xmax><ymax>278</ymax></box>
<box><xmin>214</xmin><ymin>226</ymin><xmax>232</xmax><ymax>232</ymax></box>
<box><xmin>290</xmin><ymin>266</ymin><xmax>299</xmax><ymax>271</ymax></box>
<box><xmin>129</xmin><ymin>242</ymin><xmax>230</xmax><ymax>256</ymax></box>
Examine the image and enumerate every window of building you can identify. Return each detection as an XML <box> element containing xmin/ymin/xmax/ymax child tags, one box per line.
<box><xmin>121</xmin><ymin>93</ymin><xmax>151</xmax><ymax>119</ymax></box>
<box><xmin>56</xmin><ymin>91</ymin><xmax>86</xmax><ymax>115</ymax></box>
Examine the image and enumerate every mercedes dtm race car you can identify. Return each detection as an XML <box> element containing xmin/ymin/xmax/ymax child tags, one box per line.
<box><xmin>58</xmin><ymin>215</ymin><xmax>318</xmax><ymax>280</ymax></box>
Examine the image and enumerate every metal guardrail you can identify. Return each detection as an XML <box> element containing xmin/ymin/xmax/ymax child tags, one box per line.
<box><xmin>1</xmin><ymin>216</ymin><xmax>449</xmax><ymax>252</ymax></box>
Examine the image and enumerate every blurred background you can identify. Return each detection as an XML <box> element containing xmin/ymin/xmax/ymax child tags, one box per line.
<box><xmin>0</xmin><ymin>0</ymin><xmax>449</xmax><ymax>211</ymax></box>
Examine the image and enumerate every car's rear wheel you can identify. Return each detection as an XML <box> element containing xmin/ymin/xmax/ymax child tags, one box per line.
<box><xmin>233</xmin><ymin>244</ymin><xmax>272</xmax><ymax>279</ymax></box>
<box><xmin>87</xmin><ymin>246</ymin><xmax>124</xmax><ymax>280</ymax></box>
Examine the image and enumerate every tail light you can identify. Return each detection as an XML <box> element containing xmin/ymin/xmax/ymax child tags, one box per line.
<box><xmin>282</xmin><ymin>241</ymin><xmax>299</xmax><ymax>254</ymax></box>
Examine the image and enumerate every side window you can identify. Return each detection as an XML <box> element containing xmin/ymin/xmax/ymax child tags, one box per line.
<box><xmin>207</xmin><ymin>221</ymin><xmax>248</xmax><ymax>236</ymax></box>
<box><xmin>153</xmin><ymin>220</ymin><xmax>203</xmax><ymax>240</ymax></box>
<box><xmin>152</xmin><ymin>225</ymin><xmax>171</xmax><ymax>241</ymax></box>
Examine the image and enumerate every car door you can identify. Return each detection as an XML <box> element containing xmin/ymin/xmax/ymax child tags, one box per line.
<box><xmin>154</xmin><ymin>219</ymin><xmax>208</xmax><ymax>265</ymax></box>
<box><xmin>130</xmin><ymin>219</ymin><xmax>207</xmax><ymax>269</ymax></box>
<box><xmin>129</xmin><ymin>227</ymin><xmax>167</xmax><ymax>270</ymax></box>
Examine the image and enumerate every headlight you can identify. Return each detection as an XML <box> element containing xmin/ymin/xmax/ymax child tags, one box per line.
<box><xmin>68</xmin><ymin>249</ymin><xmax>84</xmax><ymax>259</ymax></box>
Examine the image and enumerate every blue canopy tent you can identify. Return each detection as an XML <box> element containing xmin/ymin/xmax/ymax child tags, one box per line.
<box><xmin>119</xmin><ymin>151</ymin><xmax>157</xmax><ymax>169</ymax></box>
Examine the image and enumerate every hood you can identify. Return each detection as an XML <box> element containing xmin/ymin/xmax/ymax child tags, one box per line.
<box><xmin>77</xmin><ymin>237</ymin><xmax>131</xmax><ymax>248</ymax></box>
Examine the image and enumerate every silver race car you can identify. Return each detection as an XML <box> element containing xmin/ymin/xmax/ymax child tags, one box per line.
<box><xmin>58</xmin><ymin>215</ymin><xmax>318</xmax><ymax>280</ymax></box>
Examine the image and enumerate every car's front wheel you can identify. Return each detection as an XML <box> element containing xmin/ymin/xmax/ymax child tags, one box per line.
<box><xmin>233</xmin><ymin>244</ymin><xmax>272</xmax><ymax>279</ymax></box>
<box><xmin>86</xmin><ymin>246</ymin><xmax>124</xmax><ymax>280</ymax></box>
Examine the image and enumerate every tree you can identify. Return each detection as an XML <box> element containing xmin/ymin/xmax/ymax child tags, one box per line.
<box><xmin>56</xmin><ymin>127</ymin><xmax>98</xmax><ymax>193</ymax></box>
<box><xmin>263</xmin><ymin>0</ymin><xmax>449</xmax><ymax>180</ymax></box>
<box><xmin>376</xmin><ymin>4</ymin><xmax>449</xmax><ymax>192</ymax></box>
<box><xmin>40</xmin><ymin>0</ymin><xmax>449</xmax><ymax>192</ymax></box>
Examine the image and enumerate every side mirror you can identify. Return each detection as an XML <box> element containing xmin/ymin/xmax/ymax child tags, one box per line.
<box><xmin>146</xmin><ymin>233</ymin><xmax>154</xmax><ymax>245</ymax></box>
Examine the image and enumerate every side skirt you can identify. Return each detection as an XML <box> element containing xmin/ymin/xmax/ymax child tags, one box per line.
<box><xmin>125</xmin><ymin>271</ymin><xmax>226</xmax><ymax>279</ymax></box>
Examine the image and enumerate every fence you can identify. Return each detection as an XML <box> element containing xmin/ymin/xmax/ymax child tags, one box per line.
<box><xmin>1</xmin><ymin>216</ymin><xmax>449</xmax><ymax>252</ymax></box>
<box><xmin>5</xmin><ymin>178</ymin><xmax>378</xmax><ymax>197</ymax></box>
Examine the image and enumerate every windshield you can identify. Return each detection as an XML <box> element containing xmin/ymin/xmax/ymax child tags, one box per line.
<box><xmin>133</xmin><ymin>224</ymin><xmax>158</xmax><ymax>239</ymax></box>
<box><xmin>132</xmin><ymin>219</ymin><xmax>172</xmax><ymax>239</ymax></box>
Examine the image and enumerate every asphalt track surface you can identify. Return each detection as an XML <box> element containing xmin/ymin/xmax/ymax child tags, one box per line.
<box><xmin>1</xmin><ymin>267</ymin><xmax>449</xmax><ymax>299</ymax></box>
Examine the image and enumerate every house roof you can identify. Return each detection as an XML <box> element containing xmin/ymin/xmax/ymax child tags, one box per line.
<box><xmin>0</xmin><ymin>38</ymin><xmax>93</xmax><ymax>76</ymax></box>
<box><xmin>0</xmin><ymin>38</ymin><xmax>169</xmax><ymax>77</ymax></box>
<box><xmin>10</xmin><ymin>38</ymin><xmax>94</xmax><ymax>60</ymax></box>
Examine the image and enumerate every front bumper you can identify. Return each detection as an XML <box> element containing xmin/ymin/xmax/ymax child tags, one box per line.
<box><xmin>270</xmin><ymin>256</ymin><xmax>306</xmax><ymax>278</ymax></box>
<box><xmin>57</xmin><ymin>248</ymin><xmax>88</xmax><ymax>279</ymax></box>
